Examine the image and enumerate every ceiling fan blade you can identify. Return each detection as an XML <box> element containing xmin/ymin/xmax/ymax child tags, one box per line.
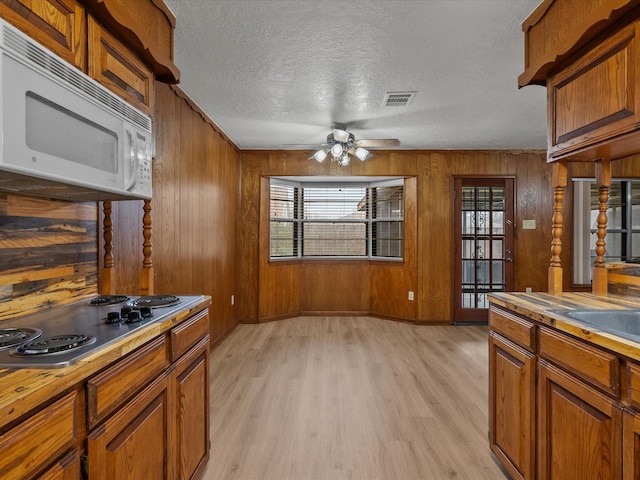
<box><xmin>282</xmin><ymin>143</ymin><xmax>329</xmax><ymax>147</ymax></box>
<box><xmin>355</xmin><ymin>139</ymin><xmax>401</xmax><ymax>148</ymax></box>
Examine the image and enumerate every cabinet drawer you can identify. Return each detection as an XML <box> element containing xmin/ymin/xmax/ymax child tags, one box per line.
<box><xmin>489</xmin><ymin>306</ymin><xmax>536</xmax><ymax>351</ymax></box>
<box><xmin>87</xmin><ymin>15</ymin><xmax>153</xmax><ymax>113</ymax></box>
<box><xmin>539</xmin><ymin>327</ymin><xmax>619</xmax><ymax>396</ymax></box>
<box><xmin>87</xmin><ymin>335</ymin><xmax>168</xmax><ymax>428</ymax></box>
<box><xmin>626</xmin><ymin>361</ymin><xmax>640</xmax><ymax>409</ymax></box>
<box><xmin>171</xmin><ymin>309</ymin><xmax>209</xmax><ymax>361</ymax></box>
<box><xmin>0</xmin><ymin>391</ymin><xmax>78</xmax><ymax>480</ymax></box>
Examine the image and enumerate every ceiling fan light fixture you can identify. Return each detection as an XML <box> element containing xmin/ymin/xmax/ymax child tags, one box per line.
<box><xmin>330</xmin><ymin>143</ymin><xmax>343</xmax><ymax>158</ymax></box>
<box><xmin>307</xmin><ymin>127</ymin><xmax>397</xmax><ymax>167</ymax></box>
<box><xmin>333</xmin><ymin>128</ymin><xmax>350</xmax><ymax>143</ymax></box>
<box><xmin>312</xmin><ymin>149</ymin><xmax>328</xmax><ymax>162</ymax></box>
<box><xmin>354</xmin><ymin>147</ymin><xmax>370</xmax><ymax>161</ymax></box>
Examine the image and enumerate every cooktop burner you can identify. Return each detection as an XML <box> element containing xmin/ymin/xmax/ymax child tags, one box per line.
<box><xmin>0</xmin><ymin>294</ymin><xmax>204</xmax><ymax>368</ymax></box>
<box><xmin>126</xmin><ymin>295</ymin><xmax>181</xmax><ymax>308</ymax></box>
<box><xmin>0</xmin><ymin>327</ymin><xmax>42</xmax><ymax>350</ymax></box>
<box><xmin>12</xmin><ymin>334</ymin><xmax>96</xmax><ymax>356</ymax></box>
<box><xmin>89</xmin><ymin>295</ymin><xmax>130</xmax><ymax>306</ymax></box>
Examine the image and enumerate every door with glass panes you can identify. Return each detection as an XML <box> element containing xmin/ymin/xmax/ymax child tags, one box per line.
<box><xmin>454</xmin><ymin>178</ymin><xmax>514</xmax><ymax>323</ymax></box>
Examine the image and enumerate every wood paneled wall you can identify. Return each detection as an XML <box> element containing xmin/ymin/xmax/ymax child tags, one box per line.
<box><xmin>0</xmin><ymin>195</ymin><xmax>98</xmax><ymax>320</ymax></box>
<box><xmin>239</xmin><ymin>150</ymin><xmax>552</xmax><ymax>324</ymax></box>
<box><xmin>103</xmin><ymin>81</ymin><xmax>240</xmax><ymax>345</ymax></box>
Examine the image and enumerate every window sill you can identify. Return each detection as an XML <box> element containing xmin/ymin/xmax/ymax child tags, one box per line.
<box><xmin>269</xmin><ymin>257</ymin><xmax>405</xmax><ymax>266</ymax></box>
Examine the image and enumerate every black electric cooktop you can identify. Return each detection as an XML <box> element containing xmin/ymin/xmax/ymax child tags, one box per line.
<box><xmin>0</xmin><ymin>294</ymin><xmax>205</xmax><ymax>368</ymax></box>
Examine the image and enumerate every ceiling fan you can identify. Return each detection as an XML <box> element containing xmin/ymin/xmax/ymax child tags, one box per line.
<box><xmin>291</xmin><ymin>126</ymin><xmax>400</xmax><ymax>167</ymax></box>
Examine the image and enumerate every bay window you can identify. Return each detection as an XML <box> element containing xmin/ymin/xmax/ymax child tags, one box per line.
<box><xmin>269</xmin><ymin>178</ymin><xmax>404</xmax><ymax>260</ymax></box>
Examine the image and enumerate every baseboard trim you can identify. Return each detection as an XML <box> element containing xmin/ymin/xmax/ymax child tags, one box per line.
<box><xmin>210</xmin><ymin>322</ymin><xmax>238</xmax><ymax>350</ymax></box>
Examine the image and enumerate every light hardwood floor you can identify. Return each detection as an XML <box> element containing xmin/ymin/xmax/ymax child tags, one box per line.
<box><xmin>202</xmin><ymin>316</ymin><xmax>508</xmax><ymax>480</ymax></box>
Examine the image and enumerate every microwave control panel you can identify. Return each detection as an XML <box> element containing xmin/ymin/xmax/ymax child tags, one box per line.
<box><xmin>130</xmin><ymin>131</ymin><xmax>152</xmax><ymax>198</ymax></box>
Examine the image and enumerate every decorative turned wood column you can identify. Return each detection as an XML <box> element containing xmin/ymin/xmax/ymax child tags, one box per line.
<box><xmin>140</xmin><ymin>199</ymin><xmax>154</xmax><ymax>295</ymax></box>
<box><xmin>549</xmin><ymin>161</ymin><xmax>568</xmax><ymax>295</ymax></box>
<box><xmin>592</xmin><ymin>158</ymin><xmax>611</xmax><ymax>296</ymax></box>
<box><xmin>101</xmin><ymin>201</ymin><xmax>115</xmax><ymax>294</ymax></box>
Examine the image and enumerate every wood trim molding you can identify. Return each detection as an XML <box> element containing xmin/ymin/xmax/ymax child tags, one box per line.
<box><xmin>519</xmin><ymin>0</ymin><xmax>640</xmax><ymax>87</ymax></box>
<box><xmin>168</xmin><ymin>84</ymin><xmax>239</xmax><ymax>151</ymax></box>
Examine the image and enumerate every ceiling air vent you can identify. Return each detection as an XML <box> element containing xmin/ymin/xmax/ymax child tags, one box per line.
<box><xmin>383</xmin><ymin>91</ymin><xmax>416</xmax><ymax>107</ymax></box>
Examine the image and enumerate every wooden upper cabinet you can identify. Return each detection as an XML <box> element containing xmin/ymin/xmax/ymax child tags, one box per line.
<box><xmin>0</xmin><ymin>0</ymin><xmax>86</xmax><ymax>69</ymax></box>
<box><xmin>519</xmin><ymin>0</ymin><xmax>640</xmax><ymax>88</ymax></box>
<box><xmin>82</xmin><ymin>0</ymin><xmax>179</xmax><ymax>83</ymax></box>
<box><xmin>548</xmin><ymin>22</ymin><xmax>640</xmax><ymax>161</ymax></box>
<box><xmin>519</xmin><ymin>0</ymin><xmax>640</xmax><ymax>162</ymax></box>
<box><xmin>87</xmin><ymin>14</ymin><xmax>153</xmax><ymax>113</ymax></box>
<box><xmin>0</xmin><ymin>0</ymin><xmax>179</xmax><ymax>84</ymax></box>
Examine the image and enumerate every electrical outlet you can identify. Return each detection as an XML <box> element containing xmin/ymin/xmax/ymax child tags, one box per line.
<box><xmin>231</xmin><ymin>294</ymin><xmax>235</xmax><ymax>305</ymax></box>
<box><xmin>408</xmin><ymin>291</ymin><xmax>414</xmax><ymax>301</ymax></box>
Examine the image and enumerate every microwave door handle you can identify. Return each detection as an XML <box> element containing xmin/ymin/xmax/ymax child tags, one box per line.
<box><xmin>124</xmin><ymin>129</ymin><xmax>138</xmax><ymax>191</ymax></box>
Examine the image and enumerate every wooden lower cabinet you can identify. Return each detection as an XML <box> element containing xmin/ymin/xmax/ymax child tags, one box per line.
<box><xmin>623</xmin><ymin>409</ymin><xmax>640</xmax><ymax>480</ymax></box>
<box><xmin>489</xmin><ymin>332</ymin><xmax>536</xmax><ymax>480</ymax></box>
<box><xmin>0</xmin><ymin>391</ymin><xmax>80</xmax><ymax>480</ymax></box>
<box><xmin>489</xmin><ymin>305</ymin><xmax>633</xmax><ymax>479</ymax></box>
<box><xmin>86</xmin><ymin>311</ymin><xmax>211</xmax><ymax>479</ymax></box>
<box><xmin>173</xmin><ymin>338</ymin><xmax>210</xmax><ymax>480</ymax></box>
<box><xmin>87</xmin><ymin>341</ymin><xmax>210</xmax><ymax>480</ymax></box>
<box><xmin>86</xmin><ymin>335</ymin><xmax>169</xmax><ymax>428</ymax></box>
<box><xmin>38</xmin><ymin>449</ymin><xmax>81</xmax><ymax>480</ymax></box>
<box><xmin>87</xmin><ymin>372</ymin><xmax>173</xmax><ymax>479</ymax></box>
<box><xmin>37</xmin><ymin>449</ymin><xmax>81</xmax><ymax>480</ymax></box>
<box><xmin>538</xmin><ymin>360</ymin><xmax>623</xmax><ymax>480</ymax></box>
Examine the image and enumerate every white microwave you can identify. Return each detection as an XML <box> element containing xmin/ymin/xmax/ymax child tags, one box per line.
<box><xmin>0</xmin><ymin>19</ymin><xmax>152</xmax><ymax>201</ymax></box>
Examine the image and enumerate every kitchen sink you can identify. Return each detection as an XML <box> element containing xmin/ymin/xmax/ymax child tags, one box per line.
<box><xmin>552</xmin><ymin>309</ymin><xmax>640</xmax><ymax>341</ymax></box>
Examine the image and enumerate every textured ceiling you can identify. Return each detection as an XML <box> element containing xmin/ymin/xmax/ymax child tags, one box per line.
<box><xmin>163</xmin><ymin>0</ymin><xmax>547</xmax><ymax>151</ymax></box>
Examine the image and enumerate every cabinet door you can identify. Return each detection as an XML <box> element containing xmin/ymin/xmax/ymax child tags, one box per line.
<box><xmin>548</xmin><ymin>21</ymin><xmax>640</xmax><ymax>161</ymax></box>
<box><xmin>87</xmin><ymin>372</ymin><xmax>174</xmax><ymax>480</ymax></box>
<box><xmin>0</xmin><ymin>0</ymin><xmax>85</xmax><ymax>68</ymax></box>
<box><xmin>538</xmin><ymin>360</ymin><xmax>622</xmax><ymax>480</ymax></box>
<box><xmin>87</xmin><ymin>14</ymin><xmax>153</xmax><ymax>113</ymax></box>
<box><xmin>173</xmin><ymin>338</ymin><xmax>210</xmax><ymax>480</ymax></box>
<box><xmin>489</xmin><ymin>332</ymin><xmax>536</xmax><ymax>480</ymax></box>
<box><xmin>36</xmin><ymin>449</ymin><xmax>81</xmax><ymax>480</ymax></box>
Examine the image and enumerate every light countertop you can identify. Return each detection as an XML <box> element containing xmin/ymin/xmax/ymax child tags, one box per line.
<box><xmin>489</xmin><ymin>291</ymin><xmax>640</xmax><ymax>362</ymax></box>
